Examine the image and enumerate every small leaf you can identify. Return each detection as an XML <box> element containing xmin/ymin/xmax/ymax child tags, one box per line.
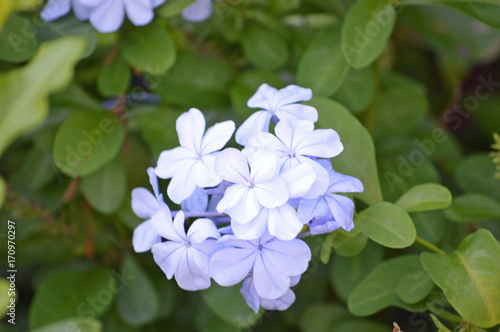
<box><xmin>32</xmin><ymin>317</ymin><xmax>102</xmax><ymax>332</ymax></box>
<box><xmin>241</xmin><ymin>24</ymin><xmax>288</xmax><ymax>70</ymax></box>
<box><xmin>396</xmin><ymin>183</ymin><xmax>452</xmax><ymax>212</ymax></box>
<box><xmin>445</xmin><ymin>194</ymin><xmax>500</xmax><ymax>223</ymax></box>
<box><xmin>116</xmin><ymin>255</ymin><xmax>160</xmax><ymax>326</ymax></box>
<box><xmin>97</xmin><ymin>54</ymin><xmax>131</xmax><ymax>97</ymax></box>
<box><xmin>359</xmin><ymin>202</ymin><xmax>417</xmax><ymax>248</ymax></box>
<box><xmin>297</xmin><ymin>27</ymin><xmax>350</xmax><ymax>97</ymax></box>
<box><xmin>396</xmin><ymin>268</ymin><xmax>435</xmax><ymax>304</ymax></box>
<box><xmin>121</xmin><ymin>21</ymin><xmax>176</xmax><ymax>75</ymax></box>
<box><xmin>53</xmin><ymin>110</ymin><xmax>125</xmax><ymax>177</ymax></box>
<box><xmin>340</xmin><ymin>0</ymin><xmax>396</xmax><ymax>68</ymax></box>
<box><xmin>421</xmin><ymin>229</ymin><xmax>500</xmax><ymax>328</ymax></box>
<box><xmin>0</xmin><ymin>14</ymin><xmax>37</xmax><ymax>62</ymax></box>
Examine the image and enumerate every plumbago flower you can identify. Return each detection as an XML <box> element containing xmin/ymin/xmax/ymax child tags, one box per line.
<box><xmin>131</xmin><ymin>83</ymin><xmax>363</xmax><ymax>313</ymax></box>
<box><xmin>182</xmin><ymin>0</ymin><xmax>213</xmax><ymax>22</ymax></box>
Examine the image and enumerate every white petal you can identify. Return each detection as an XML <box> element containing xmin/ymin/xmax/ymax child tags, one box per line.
<box><xmin>328</xmin><ymin>170</ymin><xmax>364</xmax><ymax>193</ymax></box>
<box><xmin>187</xmin><ymin>218</ymin><xmax>220</xmax><ymax>243</ymax></box>
<box><xmin>192</xmin><ymin>157</ymin><xmax>221</xmax><ymax>188</ymax></box>
<box><xmin>232</xmin><ymin>208</ymin><xmax>269</xmax><ymax>240</ymax></box>
<box><xmin>247</xmin><ymin>84</ymin><xmax>278</xmax><ymax>109</ymax></box>
<box><xmin>155</xmin><ymin>147</ymin><xmax>196</xmax><ymax>179</ymax></box>
<box><xmin>210</xmin><ymin>248</ymin><xmax>256</xmax><ymax>286</ymax></box>
<box><xmin>277</xmin><ymin>104</ymin><xmax>318</xmax><ymax>122</ymax></box>
<box><xmin>152</xmin><ymin>241</ymin><xmax>184</xmax><ymax>279</ymax></box>
<box><xmin>262</xmin><ymin>238</ymin><xmax>311</xmax><ymax>276</ymax></box>
<box><xmin>202</xmin><ymin>120</ymin><xmax>235</xmax><ymax>154</ymax></box>
<box><xmin>225</xmin><ymin>188</ymin><xmax>261</xmax><ymax>223</ymax></box>
<box><xmin>325</xmin><ymin>194</ymin><xmax>355</xmax><ymax>231</ymax></box>
<box><xmin>246</xmin><ymin>132</ymin><xmax>288</xmax><ymax>155</ymax></box>
<box><xmin>279</xmin><ymin>164</ymin><xmax>315</xmax><ymax>198</ymax></box>
<box><xmin>151</xmin><ymin>0</ymin><xmax>166</xmax><ymax>7</ymax></box>
<box><xmin>150</xmin><ymin>205</ymin><xmax>183</xmax><ymax>242</ymax></box>
<box><xmin>72</xmin><ymin>0</ymin><xmax>92</xmax><ymax>20</ymax></box>
<box><xmin>216</xmin><ymin>184</ymin><xmax>249</xmax><ymax>213</ymax></box>
<box><xmin>250</xmin><ymin>149</ymin><xmax>280</xmax><ymax>184</ymax></box>
<box><xmin>235</xmin><ymin>111</ymin><xmax>273</xmax><ymax>146</ymax></box>
<box><xmin>215</xmin><ymin>148</ymin><xmax>250</xmax><ymax>183</ymax></box>
<box><xmin>240</xmin><ymin>277</ymin><xmax>261</xmax><ymax>314</ymax></box>
<box><xmin>41</xmin><ymin>0</ymin><xmax>71</xmax><ymax>21</ymax></box>
<box><xmin>167</xmin><ymin>163</ymin><xmax>198</xmax><ymax>204</ymax></box>
<box><xmin>267</xmin><ymin>205</ymin><xmax>304</xmax><ymax>241</ymax></box>
<box><xmin>177</xmin><ymin>108</ymin><xmax>206</xmax><ymax>154</ymax></box>
<box><xmin>146</xmin><ymin>167</ymin><xmax>160</xmax><ymax>199</ymax></box>
<box><xmin>299</xmin><ymin>157</ymin><xmax>330</xmax><ymax>199</ymax></box>
<box><xmin>124</xmin><ymin>0</ymin><xmax>154</xmax><ymax>26</ymax></box>
<box><xmin>296</xmin><ymin>129</ymin><xmax>343</xmax><ymax>158</ymax></box>
<box><xmin>131</xmin><ymin>188</ymin><xmax>158</xmax><ymax>219</ymax></box>
<box><xmin>191</xmin><ymin>240</ymin><xmax>218</xmax><ymax>272</ymax></box>
<box><xmin>253</xmin><ymin>254</ymin><xmax>290</xmax><ymax>300</ymax></box>
<box><xmin>89</xmin><ymin>0</ymin><xmax>125</xmax><ymax>33</ymax></box>
<box><xmin>182</xmin><ymin>0</ymin><xmax>212</xmax><ymax>22</ymax></box>
<box><xmin>175</xmin><ymin>249</ymin><xmax>211</xmax><ymax>290</ymax></box>
<box><xmin>274</xmin><ymin>120</ymin><xmax>314</xmax><ymax>153</ymax></box>
<box><xmin>78</xmin><ymin>0</ymin><xmax>104</xmax><ymax>6</ymax></box>
<box><xmin>132</xmin><ymin>220</ymin><xmax>160</xmax><ymax>252</ymax></box>
<box><xmin>260</xmin><ymin>289</ymin><xmax>296</xmax><ymax>311</ymax></box>
<box><xmin>273</xmin><ymin>85</ymin><xmax>312</xmax><ymax>107</ymax></box>
<box><xmin>253</xmin><ymin>178</ymin><xmax>288</xmax><ymax>208</ymax></box>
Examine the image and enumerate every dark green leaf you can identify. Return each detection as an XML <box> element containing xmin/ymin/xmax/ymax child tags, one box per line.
<box><xmin>241</xmin><ymin>24</ymin><xmax>288</xmax><ymax>70</ymax></box>
<box><xmin>32</xmin><ymin>317</ymin><xmax>102</xmax><ymax>332</ymax></box>
<box><xmin>396</xmin><ymin>183</ymin><xmax>452</xmax><ymax>212</ymax></box>
<box><xmin>444</xmin><ymin>194</ymin><xmax>500</xmax><ymax>223</ymax></box>
<box><xmin>331</xmin><ymin>66</ymin><xmax>375</xmax><ymax>113</ymax></box>
<box><xmin>300</xmin><ymin>304</ymin><xmax>351</xmax><ymax>332</ymax></box>
<box><xmin>456</xmin><ymin>153</ymin><xmax>500</xmax><ymax>201</ymax></box>
<box><xmin>0</xmin><ymin>14</ymin><xmax>37</xmax><ymax>62</ymax></box>
<box><xmin>158</xmin><ymin>0</ymin><xmax>197</xmax><ymax>17</ymax></box>
<box><xmin>97</xmin><ymin>55</ymin><xmax>131</xmax><ymax>97</ymax></box>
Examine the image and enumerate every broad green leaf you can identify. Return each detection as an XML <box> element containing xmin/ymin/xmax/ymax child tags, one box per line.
<box><xmin>340</xmin><ymin>0</ymin><xmax>396</xmax><ymax>68</ymax></box>
<box><xmin>241</xmin><ymin>24</ymin><xmax>288</xmax><ymax>70</ymax></box>
<box><xmin>36</xmin><ymin>15</ymin><xmax>96</xmax><ymax>58</ymax></box>
<box><xmin>121</xmin><ymin>21</ymin><xmax>176</xmax><ymax>75</ymax></box>
<box><xmin>310</xmin><ymin>97</ymin><xmax>383</xmax><ymax>205</ymax></box>
<box><xmin>97</xmin><ymin>54</ymin><xmax>131</xmax><ymax>97</ymax></box>
<box><xmin>396</xmin><ymin>268</ymin><xmax>435</xmax><ymax>304</ymax></box>
<box><xmin>0</xmin><ymin>37</ymin><xmax>86</xmax><ymax>156</ymax></box>
<box><xmin>29</xmin><ymin>268</ymin><xmax>115</xmax><ymax>329</ymax></box>
<box><xmin>0</xmin><ymin>278</ymin><xmax>12</xmax><ymax>318</ymax></box>
<box><xmin>359</xmin><ymin>202</ymin><xmax>417</xmax><ymax>248</ymax></box>
<box><xmin>0</xmin><ymin>15</ymin><xmax>37</xmax><ymax>62</ymax></box>
<box><xmin>444</xmin><ymin>194</ymin><xmax>500</xmax><ymax>223</ymax></box>
<box><xmin>32</xmin><ymin>317</ymin><xmax>102</xmax><ymax>332</ymax></box>
<box><xmin>348</xmin><ymin>255</ymin><xmax>422</xmax><ymax>316</ymax></box>
<box><xmin>53</xmin><ymin>110</ymin><xmax>125</xmax><ymax>177</ymax></box>
<box><xmin>13</xmin><ymin>147</ymin><xmax>56</xmax><ymax>192</ymax></box>
<box><xmin>116</xmin><ymin>255</ymin><xmax>160</xmax><ymax>326</ymax></box>
<box><xmin>456</xmin><ymin>153</ymin><xmax>500</xmax><ymax>201</ymax></box>
<box><xmin>331</xmin><ymin>66</ymin><xmax>375</xmax><ymax>113</ymax></box>
<box><xmin>297</xmin><ymin>27</ymin><xmax>350</xmax><ymax>97</ymax></box>
<box><xmin>80</xmin><ymin>155</ymin><xmax>127</xmax><ymax>214</ymax></box>
<box><xmin>369</xmin><ymin>73</ymin><xmax>429</xmax><ymax>139</ymax></box>
<box><xmin>330</xmin><ymin>241</ymin><xmax>384</xmax><ymax>301</ymax></box>
<box><xmin>396</xmin><ymin>183</ymin><xmax>452</xmax><ymax>212</ymax></box>
<box><xmin>411</xmin><ymin>210</ymin><xmax>446</xmax><ymax>244</ymax></box>
<box><xmin>201</xmin><ymin>284</ymin><xmax>261</xmax><ymax>328</ymax></box>
<box><xmin>333</xmin><ymin>319</ymin><xmax>388</xmax><ymax>332</ymax></box>
<box><xmin>300</xmin><ymin>304</ymin><xmax>351</xmax><ymax>332</ymax></box>
<box><xmin>158</xmin><ymin>0</ymin><xmax>197</xmax><ymax>16</ymax></box>
<box><xmin>421</xmin><ymin>229</ymin><xmax>500</xmax><ymax>328</ymax></box>
<box><xmin>0</xmin><ymin>176</ymin><xmax>5</xmax><ymax>209</ymax></box>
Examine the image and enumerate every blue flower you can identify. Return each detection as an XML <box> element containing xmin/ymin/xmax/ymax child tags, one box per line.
<box><xmin>209</xmin><ymin>232</ymin><xmax>311</xmax><ymax>300</ymax></box>
<box><xmin>182</xmin><ymin>0</ymin><xmax>213</xmax><ymax>22</ymax></box>
<box><xmin>151</xmin><ymin>209</ymin><xmax>220</xmax><ymax>291</ymax></box>
<box><xmin>240</xmin><ymin>275</ymin><xmax>299</xmax><ymax>313</ymax></box>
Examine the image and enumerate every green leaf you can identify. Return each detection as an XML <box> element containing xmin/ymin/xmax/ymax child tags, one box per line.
<box><xmin>330</xmin><ymin>241</ymin><xmax>384</xmax><ymax>301</ymax></box>
<box><xmin>0</xmin><ymin>15</ymin><xmax>37</xmax><ymax>62</ymax></box>
<box><xmin>332</xmin><ymin>231</ymin><xmax>369</xmax><ymax>257</ymax></box>
<box><xmin>340</xmin><ymin>0</ymin><xmax>396</xmax><ymax>68</ymax></box>
<box><xmin>116</xmin><ymin>255</ymin><xmax>160</xmax><ymax>326</ymax></box>
<box><xmin>53</xmin><ymin>110</ymin><xmax>125</xmax><ymax>177</ymax></box>
<box><xmin>0</xmin><ymin>37</ymin><xmax>86</xmax><ymax>156</ymax></box>
<box><xmin>158</xmin><ymin>0</ymin><xmax>197</xmax><ymax>17</ymax></box>
<box><xmin>32</xmin><ymin>317</ymin><xmax>102</xmax><ymax>332</ymax></box>
<box><xmin>0</xmin><ymin>0</ymin><xmax>40</xmax><ymax>31</ymax></box>
<box><xmin>429</xmin><ymin>314</ymin><xmax>453</xmax><ymax>332</ymax></box>
<box><xmin>201</xmin><ymin>284</ymin><xmax>261</xmax><ymax>328</ymax></box>
<box><xmin>297</xmin><ymin>27</ymin><xmax>350</xmax><ymax>97</ymax></box>
<box><xmin>444</xmin><ymin>194</ymin><xmax>500</xmax><ymax>223</ymax></box>
<box><xmin>396</xmin><ymin>268</ymin><xmax>435</xmax><ymax>304</ymax></box>
<box><xmin>97</xmin><ymin>54</ymin><xmax>131</xmax><ymax>97</ymax></box>
<box><xmin>121</xmin><ymin>21</ymin><xmax>176</xmax><ymax>75</ymax></box>
<box><xmin>331</xmin><ymin>66</ymin><xmax>375</xmax><ymax>113</ymax></box>
<box><xmin>456</xmin><ymin>153</ymin><xmax>500</xmax><ymax>201</ymax></box>
<box><xmin>29</xmin><ymin>268</ymin><xmax>115</xmax><ymax>329</ymax></box>
<box><xmin>300</xmin><ymin>304</ymin><xmax>351</xmax><ymax>332</ymax></box>
<box><xmin>0</xmin><ymin>278</ymin><xmax>12</xmax><ymax>318</ymax></box>
<box><xmin>310</xmin><ymin>97</ymin><xmax>383</xmax><ymax>205</ymax></box>
<box><xmin>359</xmin><ymin>202</ymin><xmax>417</xmax><ymax>248</ymax></box>
<box><xmin>241</xmin><ymin>24</ymin><xmax>288</xmax><ymax>70</ymax></box>
<box><xmin>80</xmin><ymin>155</ymin><xmax>127</xmax><ymax>214</ymax></box>
<box><xmin>421</xmin><ymin>229</ymin><xmax>500</xmax><ymax>328</ymax></box>
<box><xmin>348</xmin><ymin>255</ymin><xmax>422</xmax><ymax>316</ymax></box>
<box><xmin>396</xmin><ymin>183</ymin><xmax>452</xmax><ymax>212</ymax></box>
<box><xmin>333</xmin><ymin>319</ymin><xmax>388</xmax><ymax>332</ymax></box>
<box><xmin>0</xmin><ymin>176</ymin><xmax>5</xmax><ymax>209</ymax></box>
<box><xmin>411</xmin><ymin>210</ymin><xmax>446</xmax><ymax>244</ymax></box>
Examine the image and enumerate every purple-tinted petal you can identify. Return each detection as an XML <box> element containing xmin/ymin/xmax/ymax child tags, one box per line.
<box><xmin>260</xmin><ymin>289</ymin><xmax>296</xmax><ymax>311</ymax></box>
<box><xmin>191</xmin><ymin>239</ymin><xmax>218</xmax><ymax>273</ymax></box>
<box><xmin>72</xmin><ymin>0</ymin><xmax>92</xmax><ymax>20</ymax></box>
<box><xmin>182</xmin><ymin>186</ymin><xmax>208</xmax><ymax>212</ymax></box>
<box><xmin>177</xmin><ymin>108</ymin><xmax>206</xmax><ymax>154</ymax></box>
<box><xmin>210</xmin><ymin>248</ymin><xmax>256</xmax><ymax>286</ymax></box>
<box><xmin>328</xmin><ymin>170</ymin><xmax>364</xmax><ymax>193</ymax></box>
<box><xmin>262</xmin><ymin>238</ymin><xmax>311</xmax><ymax>276</ymax></box>
<box><xmin>132</xmin><ymin>220</ymin><xmax>161</xmax><ymax>252</ymax></box>
<box><xmin>41</xmin><ymin>0</ymin><xmax>70</xmax><ymax>21</ymax></box>
<box><xmin>299</xmin><ymin>157</ymin><xmax>330</xmax><ymax>199</ymax></box>
<box><xmin>89</xmin><ymin>0</ymin><xmax>125</xmax><ymax>33</ymax></box>
<box><xmin>216</xmin><ymin>184</ymin><xmax>249</xmax><ymax>214</ymax></box>
<box><xmin>273</xmin><ymin>85</ymin><xmax>312</xmax><ymax>107</ymax></box>
<box><xmin>131</xmin><ymin>187</ymin><xmax>158</xmax><ymax>219</ymax></box>
<box><xmin>187</xmin><ymin>218</ymin><xmax>220</xmax><ymax>243</ymax></box>
<box><xmin>298</xmin><ymin>198</ymin><xmax>329</xmax><ymax>223</ymax></box>
<box><xmin>247</xmin><ymin>84</ymin><xmax>278</xmax><ymax>109</ymax></box>
<box><xmin>152</xmin><ymin>241</ymin><xmax>184</xmax><ymax>279</ymax></box>
<box><xmin>232</xmin><ymin>208</ymin><xmax>269</xmax><ymax>240</ymax></box>
<box><xmin>124</xmin><ymin>0</ymin><xmax>154</xmax><ymax>26</ymax></box>
<box><xmin>325</xmin><ymin>194</ymin><xmax>355</xmax><ymax>231</ymax></box>
<box><xmin>274</xmin><ymin>120</ymin><xmax>314</xmax><ymax>153</ymax></box>
<box><xmin>254</xmin><ymin>178</ymin><xmax>289</xmax><ymax>209</ymax></box>
<box><xmin>202</xmin><ymin>120</ymin><xmax>235</xmax><ymax>154</ymax></box>
<box><xmin>276</xmin><ymin>104</ymin><xmax>318</xmax><ymax>123</ymax></box>
<box><xmin>240</xmin><ymin>277</ymin><xmax>261</xmax><ymax>314</ymax></box>
<box><xmin>146</xmin><ymin>167</ymin><xmax>161</xmax><ymax>200</ymax></box>
<box><xmin>235</xmin><ymin>111</ymin><xmax>273</xmax><ymax>146</ymax></box>
<box><xmin>245</xmin><ymin>132</ymin><xmax>287</xmax><ymax>155</ymax></box>
<box><xmin>309</xmin><ymin>218</ymin><xmax>341</xmax><ymax>235</ymax></box>
<box><xmin>296</xmin><ymin>129</ymin><xmax>343</xmax><ymax>158</ymax></box>
<box><xmin>267</xmin><ymin>204</ymin><xmax>304</xmax><ymax>241</ymax></box>
<box><xmin>225</xmin><ymin>188</ymin><xmax>261</xmax><ymax>223</ymax></box>
<box><xmin>279</xmin><ymin>164</ymin><xmax>315</xmax><ymax>198</ymax></box>
<box><xmin>253</xmin><ymin>254</ymin><xmax>290</xmax><ymax>299</ymax></box>
<box><xmin>182</xmin><ymin>0</ymin><xmax>212</xmax><ymax>22</ymax></box>
<box><xmin>175</xmin><ymin>249</ymin><xmax>211</xmax><ymax>290</ymax></box>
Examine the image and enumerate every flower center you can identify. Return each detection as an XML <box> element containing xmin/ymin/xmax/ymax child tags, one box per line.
<box><xmin>184</xmin><ymin>240</ymin><xmax>192</xmax><ymax>247</ymax></box>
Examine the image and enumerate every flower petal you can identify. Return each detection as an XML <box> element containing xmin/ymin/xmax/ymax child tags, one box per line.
<box><xmin>225</xmin><ymin>188</ymin><xmax>261</xmax><ymax>223</ymax></box>
<box><xmin>279</xmin><ymin>164</ymin><xmax>315</xmax><ymax>198</ymax></box>
<box><xmin>201</xmin><ymin>120</ymin><xmax>235</xmax><ymax>154</ymax></box>
<box><xmin>124</xmin><ymin>0</ymin><xmax>154</xmax><ymax>26</ymax></box>
<box><xmin>182</xmin><ymin>0</ymin><xmax>213</xmax><ymax>22</ymax></box>
<box><xmin>215</xmin><ymin>148</ymin><xmax>250</xmax><ymax>183</ymax></box>
<box><xmin>191</xmin><ymin>240</ymin><xmax>218</xmax><ymax>273</ymax></box>
<box><xmin>299</xmin><ymin>157</ymin><xmax>330</xmax><ymax>199</ymax></box>
<box><xmin>247</xmin><ymin>84</ymin><xmax>277</xmax><ymax>109</ymax></box>
<box><xmin>260</xmin><ymin>289</ymin><xmax>296</xmax><ymax>311</ymax></box>
<box><xmin>175</xmin><ymin>249</ymin><xmax>211</xmax><ymax>291</ymax></box>
<box><xmin>309</xmin><ymin>218</ymin><xmax>341</xmax><ymax>235</ymax></box>
<box><xmin>296</xmin><ymin>129</ymin><xmax>343</xmax><ymax>158</ymax></box>
<box><xmin>132</xmin><ymin>220</ymin><xmax>161</xmax><ymax>252</ymax></box>
<box><xmin>152</xmin><ymin>241</ymin><xmax>184</xmax><ymax>279</ymax></box>
<box><xmin>150</xmin><ymin>205</ymin><xmax>184</xmax><ymax>242</ymax></box>
<box><xmin>267</xmin><ymin>205</ymin><xmax>304</xmax><ymax>241</ymax></box>
<box><xmin>235</xmin><ymin>111</ymin><xmax>273</xmax><ymax>146</ymax></box>
<box><xmin>277</xmin><ymin>104</ymin><xmax>318</xmax><ymax>122</ymax></box>
<box><xmin>274</xmin><ymin>119</ymin><xmax>314</xmax><ymax>153</ymax></box>
<box><xmin>89</xmin><ymin>0</ymin><xmax>125</xmax><ymax>33</ymax></box>
<box><xmin>177</xmin><ymin>108</ymin><xmax>206</xmax><ymax>154</ymax></box>
<box><xmin>253</xmin><ymin>178</ymin><xmax>288</xmax><ymax>208</ymax></box>
<box><xmin>232</xmin><ymin>208</ymin><xmax>269</xmax><ymax>240</ymax></box>
<box><xmin>262</xmin><ymin>238</ymin><xmax>311</xmax><ymax>276</ymax></box>
<box><xmin>155</xmin><ymin>147</ymin><xmax>196</xmax><ymax>179</ymax></box>
<box><xmin>250</xmin><ymin>149</ymin><xmax>279</xmax><ymax>184</ymax></box>
<box><xmin>240</xmin><ymin>277</ymin><xmax>261</xmax><ymax>314</ymax></box>
<box><xmin>245</xmin><ymin>132</ymin><xmax>287</xmax><ymax>156</ymax></box>
<box><xmin>193</xmin><ymin>156</ymin><xmax>221</xmax><ymax>188</ymax></box>
<box><xmin>328</xmin><ymin>170</ymin><xmax>364</xmax><ymax>193</ymax></box>
<box><xmin>131</xmin><ymin>188</ymin><xmax>158</xmax><ymax>219</ymax></box>
<box><xmin>325</xmin><ymin>194</ymin><xmax>355</xmax><ymax>231</ymax></box>
<box><xmin>273</xmin><ymin>85</ymin><xmax>312</xmax><ymax>107</ymax></box>
<box><xmin>167</xmin><ymin>163</ymin><xmax>198</xmax><ymax>204</ymax></box>
<box><xmin>41</xmin><ymin>0</ymin><xmax>71</xmax><ymax>21</ymax></box>
<box><xmin>253</xmin><ymin>254</ymin><xmax>290</xmax><ymax>299</ymax></box>
<box><xmin>298</xmin><ymin>198</ymin><xmax>329</xmax><ymax>223</ymax></box>
<box><xmin>216</xmin><ymin>184</ymin><xmax>249</xmax><ymax>213</ymax></box>
<box><xmin>181</xmin><ymin>186</ymin><xmax>208</xmax><ymax>212</ymax></box>
<box><xmin>72</xmin><ymin>0</ymin><xmax>92</xmax><ymax>20</ymax></box>
<box><xmin>210</xmin><ymin>248</ymin><xmax>256</xmax><ymax>286</ymax></box>
<box><xmin>146</xmin><ymin>167</ymin><xmax>161</xmax><ymax>200</ymax></box>
<box><xmin>187</xmin><ymin>218</ymin><xmax>220</xmax><ymax>243</ymax></box>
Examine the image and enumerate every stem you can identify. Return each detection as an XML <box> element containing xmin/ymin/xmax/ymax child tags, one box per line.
<box><xmin>415</xmin><ymin>236</ymin><xmax>446</xmax><ymax>255</ymax></box>
<box><xmin>171</xmin><ymin>211</ymin><xmax>228</xmax><ymax>219</ymax></box>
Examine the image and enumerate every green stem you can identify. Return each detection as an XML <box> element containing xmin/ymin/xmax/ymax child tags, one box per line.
<box><xmin>415</xmin><ymin>236</ymin><xmax>446</xmax><ymax>255</ymax></box>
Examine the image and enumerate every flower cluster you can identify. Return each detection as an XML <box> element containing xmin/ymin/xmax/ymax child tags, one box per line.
<box><xmin>41</xmin><ymin>0</ymin><xmax>213</xmax><ymax>33</ymax></box>
<box><xmin>131</xmin><ymin>84</ymin><xmax>363</xmax><ymax>313</ymax></box>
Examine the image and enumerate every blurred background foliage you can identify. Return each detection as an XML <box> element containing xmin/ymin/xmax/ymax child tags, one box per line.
<box><xmin>0</xmin><ymin>0</ymin><xmax>499</xmax><ymax>331</ymax></box>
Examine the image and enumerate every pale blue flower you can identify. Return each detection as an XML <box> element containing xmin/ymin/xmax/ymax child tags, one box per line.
<box><xmin>215</xmin><ymin>148</ymin><xmax>288</xmax><ymax>223</ymax></box>
<box><xmin>240</xmin><ymin>275</ymin><xmax>299</xmax><ymax>313</ymax></box>
<box><xmin>131</xmin><ymin>167</ymin><xmax>163</xmax><ymax>253</ymax></box>
<box><xmin>210</xmin><ymin>232</ymin><xmax>311</xmax><ymax>300</ymax></box>
<box><xmin>151</xmin><ymin>210</ymin><xmax>220</xmax><ymax>291</ymax></box>
<box><xmin>182</xmin><ymin>0</ymin><xmax>213</xmax><ymax>22</ymax></box>
<box><xmin>155</xmin><ymin>108</ymin><xmax>235</xmax><ymax>204</ymax></box>
<box><xmin>298</xmin><ymin>161</ymin><xmax>363</xmax><ymax>234</ymax></box>
<box><xmin>41</xmin><ymin>0</ymin><xmax>92</xmax><ymax>21</ymax></box>
<box><xmin>235</xmin><ymin>84</ymin><xmax>318</xmax><ymax>145</ymax></box>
